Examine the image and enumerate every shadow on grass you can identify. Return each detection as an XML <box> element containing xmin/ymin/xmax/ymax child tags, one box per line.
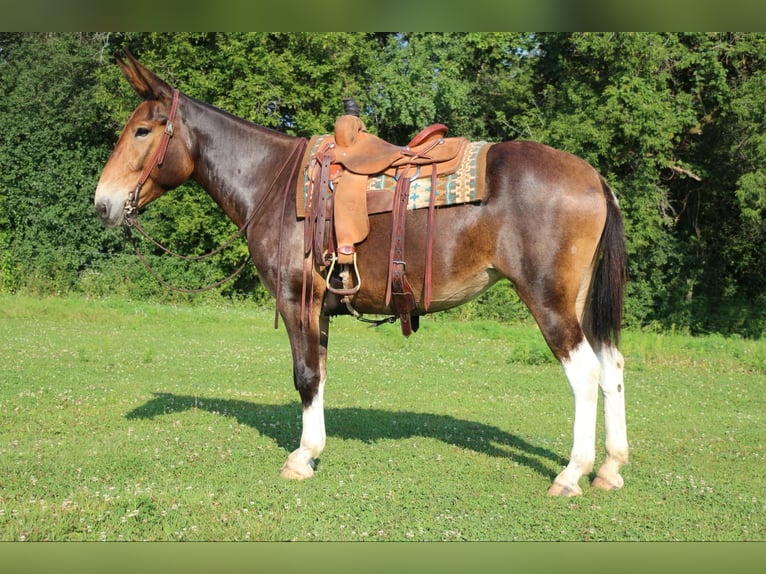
<box><xmin>126</xmin><ymin>392</ymin><xmax>567</xmax><ymax>480</ymax></box>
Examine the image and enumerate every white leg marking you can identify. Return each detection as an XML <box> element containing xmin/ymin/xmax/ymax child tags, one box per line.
<box><xmin>300</xmin><ymin>378</ymin><xmax>326</xmax><ymax>459</ymax></box>
<box><xmin>594</xmin><ymin>346</ymin><xmax>628</xmax><ymax>490</ymax></box>
<box><xmin>280</xmin><ymin>378</ymin><xmax>326</xmax><ymax>480</ymax></box>
<box><xmin>549</xmin><ymin>341</ymin><xmax>601</xmax><ymax>496</ymax></box>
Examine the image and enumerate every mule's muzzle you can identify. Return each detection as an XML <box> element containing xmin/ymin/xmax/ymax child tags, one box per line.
<box><xmin>94</xmin><ymin>196</ymin><xmax>126</xmax><ymax>228</ymax></box>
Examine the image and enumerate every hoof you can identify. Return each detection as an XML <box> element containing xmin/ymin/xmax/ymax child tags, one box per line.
<box><xmin>279</xmin><ymin>462</ymin><xmax>314</xmax><ymax>480</ymax></box>
<box><xmin>547</xmin><ymin>481</ymin><xmax>583</xmax><ymax>497</ymax></box>
<box><xmin>279</xmin><ymin>452</ymin><xmax>316</xmax><ymax>480</ymax></box>
<box><xmin>591</xmin><ymin>473</ymin><xmax>624</xmax><ymax>491</ymax></box>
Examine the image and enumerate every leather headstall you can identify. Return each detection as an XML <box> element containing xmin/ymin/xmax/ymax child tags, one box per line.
<box><xmin>125</xmin><ymin>88</ymin><xmax>181</xmax><ymax>220</ymax></box>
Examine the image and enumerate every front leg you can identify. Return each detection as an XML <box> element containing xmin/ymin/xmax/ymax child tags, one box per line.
<box><xmin>280</xmin><ymin>313</ymin><xmax>329</xmax><ymax>480</ymax></box>
<box><xmin>280</xmin><ymin>378</ymin><xmax>326</xmax><ymax>479</ymax></box>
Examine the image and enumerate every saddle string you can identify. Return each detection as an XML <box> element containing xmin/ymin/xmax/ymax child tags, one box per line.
<box><xmin>424</xmin><ymin>164</ymin><xmax>437</xmax><ymax>310</ymax></box>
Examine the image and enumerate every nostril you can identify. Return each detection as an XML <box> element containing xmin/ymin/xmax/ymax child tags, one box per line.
<box><xmin>95</xmin><ymin>200</ymin><xmax>109</xmax><ymax>219</ymax></box>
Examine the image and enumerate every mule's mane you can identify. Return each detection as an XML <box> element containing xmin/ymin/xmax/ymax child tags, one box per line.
<box><xmin>188</xmin><ymin>94</ymin><xmax>297</xmax><ymax>143</ymax></box>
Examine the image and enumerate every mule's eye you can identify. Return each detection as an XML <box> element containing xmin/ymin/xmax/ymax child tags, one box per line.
<box><xmin>135</xmin><ymin>127</ymin><xmax>151</xmax><ymax>138</ymax></box>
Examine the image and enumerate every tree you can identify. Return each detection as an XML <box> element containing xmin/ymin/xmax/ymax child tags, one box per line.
<box><xmin>0</xmin><ymin>33</ymin><xmax>120</xmax><ymax>294</ymax></box>
<box><xmin>497</xmin><ymin>33</ymin><xmax>766</xmax><ymax>335</ymax></box>
<box><xmin>671</xmin><ymin>33</ymin><xmax>766</xmax><ymax>335</ymax></box>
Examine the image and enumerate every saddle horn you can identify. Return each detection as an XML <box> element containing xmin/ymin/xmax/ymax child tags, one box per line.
<box><xmin>343</xmin><ymin>98</ymin><xmax>361</xmax><ymax>117</ymax></box>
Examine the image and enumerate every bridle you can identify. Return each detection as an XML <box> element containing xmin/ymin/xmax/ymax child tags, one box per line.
<box><xmin>125</xmin><ymin>88</ymin><xmax>180</xmax><ymax>219</ymax></box>
<box><xmin>119</xmin><ymin>86</ymin><xmax>308</xmax><ymax>317</ymax></box>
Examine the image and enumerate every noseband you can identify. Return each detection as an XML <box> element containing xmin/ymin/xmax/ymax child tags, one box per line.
<box><xmin>125</xmin><ymin>88</ymin><xmax>180</xmax><ymax>219</ymax></box>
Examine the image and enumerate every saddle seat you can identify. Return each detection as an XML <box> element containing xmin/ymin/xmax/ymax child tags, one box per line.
<box><xmin>332</xmin><ymin>115</ymin><xmax>461</xmax><ymax>175</ymax></box>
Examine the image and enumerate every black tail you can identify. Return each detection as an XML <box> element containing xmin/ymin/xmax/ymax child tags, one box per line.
<box><xmin>588</xmin><ymin>177</ymin><xmax>628</xmax><ymax>347</ymax></box>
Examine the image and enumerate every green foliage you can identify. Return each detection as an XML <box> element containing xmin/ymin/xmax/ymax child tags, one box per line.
<box><xmin>0</xmin><ymin>33</ymin><xmax>122</xmax><ymax>294</ymax></box>
<box><xmin>2</xmin><ymin>33</ymin><xmax>765</xmax><ymax>337</ymax></box>
<box><xmin>495</xmin><ymin>33</ymin><xmax>766</xmax><ymax>336</ymax></box>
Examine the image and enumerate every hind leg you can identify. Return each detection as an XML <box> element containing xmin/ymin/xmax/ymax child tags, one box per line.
<box><xmin>512</xmin><ymin>275</ymin><xmax>602</xmax><ymax>496</ymax></box>
<box><xmin>591</xmin><ymin>345</ymin><xmax>628</xmax><ymax>490</ymax></box>
<box><xmin>547</xmin><ymin>336</ymin><xmax>602</xmax><ymax>497</ymax></box>
<box><xmin>525</xmin><ymin>301</ymin><xmax>600</xmax><ymax>496</ymax></box>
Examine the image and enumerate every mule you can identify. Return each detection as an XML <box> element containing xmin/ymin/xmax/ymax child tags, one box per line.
<box><xmin>94</xmin><ymin>52</ymin><xmax>629</xmax><ymax>496</ymax></box>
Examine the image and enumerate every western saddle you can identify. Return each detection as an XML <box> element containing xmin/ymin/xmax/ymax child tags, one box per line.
<box><xmin>304</xmin><ymin>99</ymin><xmax>468</xmax><ymax>336</ymax></box>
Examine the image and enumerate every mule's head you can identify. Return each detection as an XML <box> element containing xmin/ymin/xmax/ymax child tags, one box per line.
<box><xmin>94</xmin><ymin>52</ymin><xmax>194</xmax><ymax>228</ymax></box>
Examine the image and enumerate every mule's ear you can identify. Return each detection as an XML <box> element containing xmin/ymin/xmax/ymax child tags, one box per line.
<box><xmin>115</xmin><ymin>49</ymin><xmax>173</xmax><ymax>102</ymax></box>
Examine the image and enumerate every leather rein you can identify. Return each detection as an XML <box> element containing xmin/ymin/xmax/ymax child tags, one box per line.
<box><xmin>122</xmin><ymin>87</ymin><xmax>307</xmax><ymax>320</ymax></box>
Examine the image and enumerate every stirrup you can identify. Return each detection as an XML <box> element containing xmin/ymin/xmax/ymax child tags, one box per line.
<box><xmin>325</xmin><ymin>252</ymin><xmax>361</xmax><ymax>296</ymax></box>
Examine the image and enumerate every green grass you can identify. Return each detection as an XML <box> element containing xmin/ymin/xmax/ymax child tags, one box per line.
<box><xmin>0</xmin><ymin>294</ymin><xmax>764</xmax><ymax>541</ymax></box>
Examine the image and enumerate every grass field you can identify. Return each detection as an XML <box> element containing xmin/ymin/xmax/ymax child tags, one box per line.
<box><xmin>0</xmin><ymin>294</ymin><xmax>764</xmax><ymax>541</ymax></box>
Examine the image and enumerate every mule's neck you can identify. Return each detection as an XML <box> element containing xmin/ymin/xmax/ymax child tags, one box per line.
<box><xmin>186</xmin><ymin>96</ymin><xmax>302</xmax><ymax>228</ymax></box>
